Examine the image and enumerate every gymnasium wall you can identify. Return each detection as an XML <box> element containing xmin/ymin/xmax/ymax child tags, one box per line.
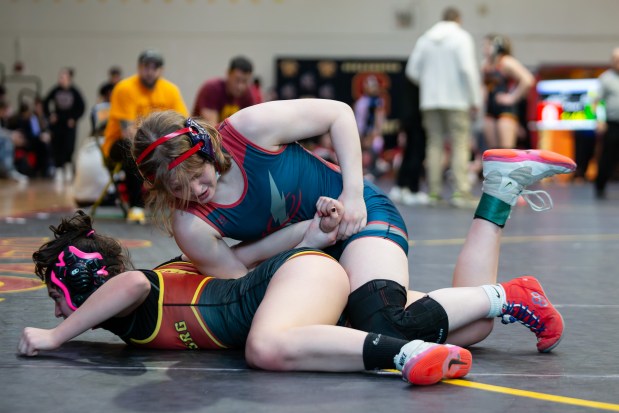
<box><xmin>1</xmin><ymin>0</ymin><xmax>617</xmax><ymax>121</ymax></box>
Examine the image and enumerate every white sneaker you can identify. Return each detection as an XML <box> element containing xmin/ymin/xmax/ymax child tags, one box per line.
<box><xmin>54</xmin><ymin>168</ymin><xmax>63</xmax><ymax>182</ymax></box>
<box><xmin>388</xmin><ymin>186</ymin><xmax>403</xmax><ymax>203</ymax></box>
<box><xmin>402</xmin><ymin>191</ymin><xmax>429</xmax><ymax>206</ymax></box>
<box><xmin>393</xmin><ymin>340</ymin><xmax>472</xmax><ymax>385</ymax></box>
<box><xmin>414</xmin><ymin>192</ymin><xmax>430</xmax><ymax>205</ymax></box>
<box><xmin>401</xmin><ymin>190</ymin><xmax>416</xmax><ymax>205</ymax></box>
<box><xmin>450</xmin><ymin>192</ymin><xmax>479</xmax><ymax>209</ymax></box>
<box><xmin>482</xmin><ymin>149</ymin><xmax>576</xmax><ymax>211</ymax></box>
<box><xmin>427</xmin><ymin>193</ymin><xmax>444</xmax><ymax>207</ymax></box>
<box><xmin>64</xmin><ymin>164</ymin><xmax>73</xmax><ymax>182</ymax></box>
<box><xmin>8</xmin><ymin>170</ymin><xmax>28</xmax><ymax>183</ymax></box>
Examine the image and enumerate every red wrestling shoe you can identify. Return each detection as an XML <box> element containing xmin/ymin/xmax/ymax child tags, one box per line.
<box><xmin>500</xmin><ymin>276</ymin><xmax>565</xmax><ymax>353</ymax></box>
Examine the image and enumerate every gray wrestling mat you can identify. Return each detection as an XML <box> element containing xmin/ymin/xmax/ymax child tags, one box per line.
<box><xmin>1</xmin><ymin>183</ymin><xmax>618</xmax><ymax>413</ymax></box>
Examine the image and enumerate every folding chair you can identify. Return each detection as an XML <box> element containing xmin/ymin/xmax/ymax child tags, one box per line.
<box><xmin>84</xmin><ymin>102</ymin><xmax>128</xmax><ymax>218</ymax></box>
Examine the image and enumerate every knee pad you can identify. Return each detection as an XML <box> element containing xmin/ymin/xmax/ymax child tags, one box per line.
<box><xmin>345</xmin><ymin>280</ymin><xmax>449</xmax><ymax>343</ymax></box>
<box><xmin>404</xmin><ymin>296</ymin><xmax>449</xmax><ymax>343</ymax></box>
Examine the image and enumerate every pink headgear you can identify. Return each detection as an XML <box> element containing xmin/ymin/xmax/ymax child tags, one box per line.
<box><xmin>49</xmin><ymin>245</ymin><xmax>109</xmax><ymax>311</ymax></box>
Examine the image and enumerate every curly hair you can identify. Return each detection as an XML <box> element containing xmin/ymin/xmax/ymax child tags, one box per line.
<box><xmin>132</xmin><ymin>110</ymin><xmax>231</xmax><ymax>235</ymax></box>
<box><xmin>33</xmin><ymin>210</ymin><xmax>132</xmax><ymax>284</ymax></box>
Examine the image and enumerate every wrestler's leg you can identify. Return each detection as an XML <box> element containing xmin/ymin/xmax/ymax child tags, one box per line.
<box><xmin>245</xmin><ymin>254</ymin><xmax>358</xmax><ymax>371</ymax></box>
<box><xmin>244</xmin><ymin>253</ymin><xmax>472</xmax><ymax>382</ymax></box>
<box><xmin>448</xmin><ymin>148</ymin><xmax>577</xmax><ymax>343</ymax></box>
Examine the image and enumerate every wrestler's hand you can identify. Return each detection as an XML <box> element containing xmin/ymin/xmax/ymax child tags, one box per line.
<box><xmin>336</xmin><ymin>192</ymin><xmax>367</xmax><ymax>241</ymax></box>
<box><xmin>315</xmin><ymin>196</ymin><xmax>344</xmax><ymax>233</ymax></box>
<box><xmin>18</xmin><ymin>327</ymin><xmax>61</xmax><ymax>356</ymax></box>
<box><xmin>300</xmin><ymin>197</ymin><xmax>343</xmax><ymax>249</ymax></box>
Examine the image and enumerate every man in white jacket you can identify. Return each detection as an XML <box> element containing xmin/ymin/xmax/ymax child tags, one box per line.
<box><xmin>406</xmin><ymin>7</ymin><xmax>482</xmax><ymax>207</ymax></box>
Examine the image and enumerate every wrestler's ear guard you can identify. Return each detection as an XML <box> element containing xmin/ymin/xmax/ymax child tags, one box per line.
<box><xmin>49</xmin><ymin>245</ymin><xmax>109</xmax><ymax>311</ymax></box>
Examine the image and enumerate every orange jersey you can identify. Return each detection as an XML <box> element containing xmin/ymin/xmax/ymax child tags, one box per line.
<box><xmin>103</xmin><ymin>75</ymin><xmax>188</xmax><ymax>156</ymax></box>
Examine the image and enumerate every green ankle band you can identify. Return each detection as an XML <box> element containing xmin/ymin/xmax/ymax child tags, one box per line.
<box><xmin>474</xmin><ymin>193</ymin><xmax>512</xmax><ymax>228</ymax></box>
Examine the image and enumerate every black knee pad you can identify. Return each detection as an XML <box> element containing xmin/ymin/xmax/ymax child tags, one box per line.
<box><xmin>345</xmin><ymin>280</ymin><xmax>449</xmax><ymax>343</ymax></box>
<box><xmin>404</xmin><ymin>296</ymin><xmax>449</xmax><ymax>343</ymax></box>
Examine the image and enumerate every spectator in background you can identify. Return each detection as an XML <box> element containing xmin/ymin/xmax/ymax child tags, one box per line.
<box><xmin>406</xmin><ymin>7</ymin><xmax>482</xmax><ymax>208</ymax></box>
<box><xmin>594</xmin><ymin>47</ymin><xmax>619</xmax><ymax>200</ymax></box>
<box><xmin>0</xmin><ymin>85</ymin><xmax>7</xmax><ymax>112</ymax></box>
<box><xmin>389</xmin><ymin>78</ymin><xmax>429</xmax><ymax>206</ymax></box>
<box><xmin>481</xmin><ymin>34</ymin><xmax>534</xmax><ymax>150</ymax></box>
<box><xmin>9</xmin><ymin>100</ymin><xmax>52</xmax><ymax>178</ymax></box>
<box><xmin>43</xmin><ymin>67</ymin><xmax>86</xmax><ymax>182</ymax></box>
<box><xmin>301</xmin><ymin>132</ymin><xmax>338</xmax><ymax>165</ymax></box>
<box><xmin>354</xmin><ymin>75</ymin><xmax>387</xmax><ymax>180</ymax></box>
<box><xmin>192</xmin><ymin>56</ymin><xmax>256</xmax><ymax>125</ymax></box>
<box><xmin>1</xmin><ymin>99</ymin><xmax>10</xmax><ymax>122</ymax></box>
<box><xmin>572</xmin><ymin>128</ymin><xmax>597</xmax><ymax>183</ymax></box>
<box><xmin>0</xmin><ymin>101</ymin><xmax>28</xmax><ymax>183</ymax></box>
<box><xmin>98</xmin><ymin>66</ymin><xmax>122</xmax><ymax>103</ymax></box>
<box><xmin>90</xmin><ymin>67</ymin><xmax>120</xmax><ymax>137</ymax></box>
<box><xmin>91</xmin><ymin>66</ymin><xmax>122</xmax><ymax>136</ymax></box>
<box><xmin>103</xmin><ymin>49</ymin><xmax>188</xmax><ymax>224</ymax></box>
<box><xmin>251</xmin><ymin>77</ymin><xmax>264</xmax><ymax>104</ymax></box>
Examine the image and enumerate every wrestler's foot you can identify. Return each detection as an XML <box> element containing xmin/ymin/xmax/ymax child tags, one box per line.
<box><xmin>394</xmin><ymin>340</ymin><xmax>472</xmax><ymax>385</ymax></box>
<box><xmin>500</xmin><ymin>276</ymin><xmax>564</xmax><ymax>353</ymax></box>
<box><xmin>482</xmin><ymin>149</ymin><xmax>577</xmax><ymax>211</ymax></box>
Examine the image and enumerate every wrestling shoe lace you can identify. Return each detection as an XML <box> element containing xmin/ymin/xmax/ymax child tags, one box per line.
<box><xmin>520</xmin><ymin>189</ymin><xmax>553</xmax><ymax>212</ymax></box>
<box><xmin>500</xmin><ymin>276</ymin><xmax>564</xmax><ymax>352</ymax></box>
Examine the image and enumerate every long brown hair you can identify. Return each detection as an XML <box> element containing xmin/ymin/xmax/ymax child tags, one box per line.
<box><xmin>132</xmin><ymin>110</ymin><xmax>231</xmax><ymax>235</ymax></box>
<box><xmin>33</xmin><ymin>211</ymin><xmax>131</xmax><ymax>284</ymax></box>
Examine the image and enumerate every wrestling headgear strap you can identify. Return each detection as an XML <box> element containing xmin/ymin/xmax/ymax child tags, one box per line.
<box><xmin>135</xmin><ymin>118</ymin><xmax>215</xmax><ymax>179</ymax></box>
<box><xmin>49</xmin><ymin>245</ymin><xmax>109</xmax><ymax>311</ymax></box>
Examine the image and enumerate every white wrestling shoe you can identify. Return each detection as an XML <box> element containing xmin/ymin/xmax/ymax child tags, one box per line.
<box><xmin>482</xmin><ymin>149</ymin><xmax>577</xmax><ymax>211</ymax></box>
<box><xmin>394</xmin><ymin>340</ymin><xmax>472</xmax><ymax>385</ymax></box>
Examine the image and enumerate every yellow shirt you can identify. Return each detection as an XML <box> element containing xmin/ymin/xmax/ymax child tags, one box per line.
<box><xmin>103</xmin><ymin>75</ymin><xmax>188</xmax><ymax>156</ymax></box>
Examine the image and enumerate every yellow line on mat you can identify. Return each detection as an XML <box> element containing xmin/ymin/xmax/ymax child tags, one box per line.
<box><xmin>445</xmin><ymin>379</ymin><xmax>619</xmax><ymax>411</ymax></box>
